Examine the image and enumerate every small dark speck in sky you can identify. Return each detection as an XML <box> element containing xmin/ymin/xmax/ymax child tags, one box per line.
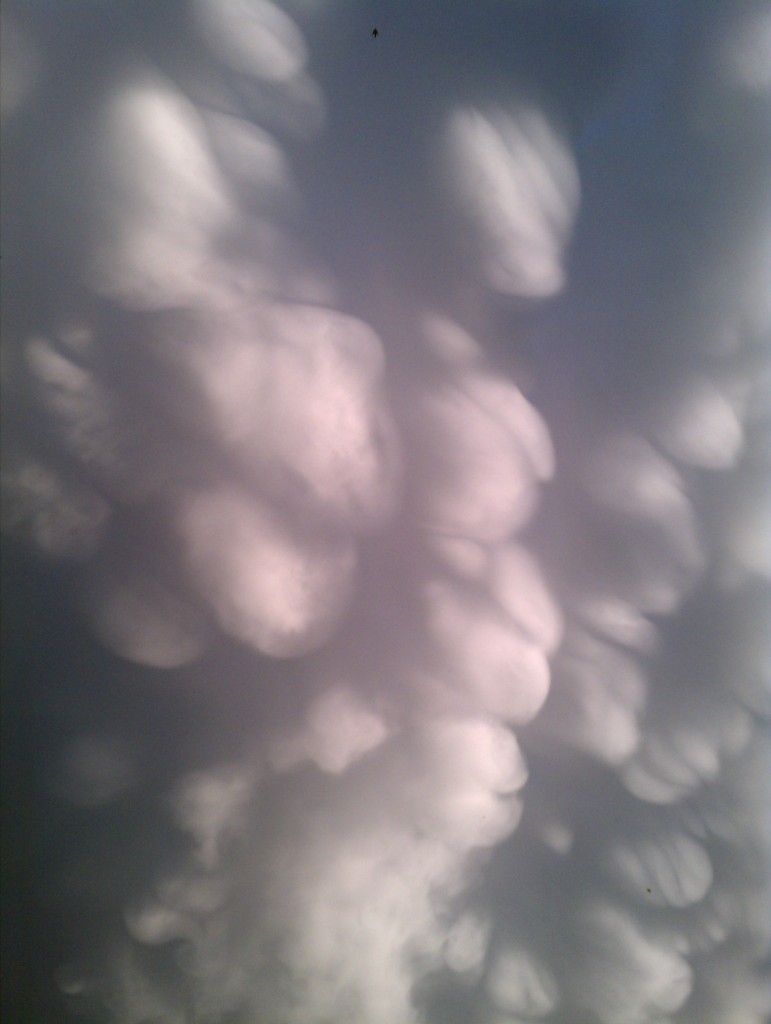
<box><xmin>372</xmin><ymin>28</ymin><xmax>379</xmax><ymax>38</ymax></box>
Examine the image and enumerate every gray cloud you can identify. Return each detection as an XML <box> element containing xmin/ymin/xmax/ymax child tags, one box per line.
<box><xmin>2</xmin><ymin>3</ymin><xmax>769</xmax><ymax>1023</ymax></box>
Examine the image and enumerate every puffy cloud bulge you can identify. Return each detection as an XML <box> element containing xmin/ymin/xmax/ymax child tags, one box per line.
<box><xmin>1</xmin><ymin>2</ymin><xmax>769</xmax><ymax>1024</ymax></box>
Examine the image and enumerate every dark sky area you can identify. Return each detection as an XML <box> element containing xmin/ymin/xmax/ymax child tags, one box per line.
<box><xmin>2</xmin><ymin>2</ymin><xmax>770</xmax><ymax>1023</ymax></box>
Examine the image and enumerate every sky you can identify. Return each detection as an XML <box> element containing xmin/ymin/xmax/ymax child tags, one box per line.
<box><xmin>2</xmin><ymin>2</ymin><xmax>770</xmax><ymax>1023</ymax></box>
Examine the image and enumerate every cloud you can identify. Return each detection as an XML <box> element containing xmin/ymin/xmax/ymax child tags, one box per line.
<box><xmin>442</xmin><ymin>106</ymin><xmax>580</xmax><ymax>298</ymax></box>
<box><xmin>177</xmin><ymin>481</ymin><xmax>358</xmax><ymax>657</ymax></box>
<box><xmin>2</xmin><ymin>3</ymin><xmax>769</xmax><ymax>1024</ymax></box>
